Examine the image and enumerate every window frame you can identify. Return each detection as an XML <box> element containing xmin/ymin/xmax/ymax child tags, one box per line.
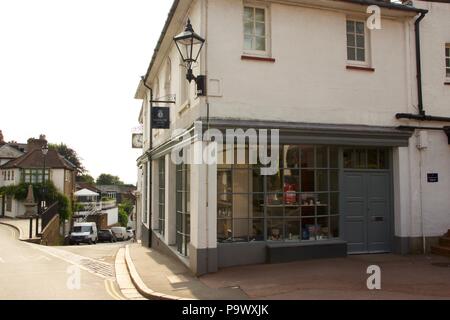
<box><xmin>158</xmin><ymin>158</ymin><xmax>166</xmax><ymax>237</ymax></box>
<box><xmin>445</xmin><ymin>44</ymin><xmax>450</xmax><ymax>80</ymax></box>
<box><xmin>346</xmin><ymin>18</ymin><xmax>371</xmax><ymax>67</ymax></box>
<box><xmin>243</xmin><ymin>3</ymin><xmax>271</xmax><ymax>58</ymax></box>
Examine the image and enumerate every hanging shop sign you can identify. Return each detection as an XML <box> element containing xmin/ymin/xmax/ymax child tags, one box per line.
<box><xmin>151</xmin><ymin>107</ymin><xmax>170</xmax><ymax>129</ymax></box>
<box><xmin>427</xmin><ymin>173</ymin><xmax>439</xmax><ymax>183</ymax></box>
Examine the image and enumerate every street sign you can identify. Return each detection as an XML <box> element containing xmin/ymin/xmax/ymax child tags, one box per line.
<box><xmin>152</xmin><ymin>107</ymin><xmax>170</xmax><ymax>129</ymax></box>
<box><xmin>427</xmin><ymin>173</ymin><xmax>438</xmax><ymax>183</ymax></box>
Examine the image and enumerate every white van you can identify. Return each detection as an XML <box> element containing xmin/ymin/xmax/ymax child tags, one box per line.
<box><xmin>111</xmin><ymin>226</ymin><xmax>129</xmax><ymax>241</ymax></box>
<box><xmin>69</xmin><ymin>222</ymin><xmax>98</xmax><ymax>245</ymax></box>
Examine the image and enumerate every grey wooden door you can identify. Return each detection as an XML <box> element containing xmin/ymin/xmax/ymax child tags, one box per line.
<box><xmin>343</xmin><ymin>171</ymin><xmax>391</xmax><ymax>254</ymax></box>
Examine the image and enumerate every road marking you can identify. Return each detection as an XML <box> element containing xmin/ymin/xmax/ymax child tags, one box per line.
<box><xmin>104</xmin><ymin>279</ymin><xmax>125</xmax><ymax>300</ymax></box>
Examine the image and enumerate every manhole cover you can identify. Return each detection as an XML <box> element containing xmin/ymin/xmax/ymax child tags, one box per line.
<box><xmin>432</xmin><ymin>262</ymin><xmax>450</xmax><ymax>268</ymax></box>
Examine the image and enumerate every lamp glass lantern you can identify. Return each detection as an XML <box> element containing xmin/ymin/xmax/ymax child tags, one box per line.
<box><xmin>41</xmin><ymin>144</ymin><xmax>49</xmax><ymax>156</ymax></box>
<box><xmin>174</xmin><ymin>19</ymin><xmax>205</xmax><ymax>84</ymax></box>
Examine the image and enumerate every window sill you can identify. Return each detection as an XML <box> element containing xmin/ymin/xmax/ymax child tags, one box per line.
<box><xmin>241</xmin><ymin>55</ymin><xmax>276</xmax><ymax>63</ymax></box>
<box><xmin>346</xmin><ymin>65</ymin><xmax>375</xmax><ymax>72</ymax></box>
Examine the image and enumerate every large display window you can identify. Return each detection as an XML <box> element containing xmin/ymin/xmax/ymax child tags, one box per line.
<box><xmin>217</xmin><ymin>145</ymin><xmax>340</xmax><ymax>243</ymax></box>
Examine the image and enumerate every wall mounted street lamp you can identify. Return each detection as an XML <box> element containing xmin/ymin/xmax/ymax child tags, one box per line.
<box><xmin>173</xmin><ymin>19</ymin><xmax>207</xmax><ymax>96</ymax></box>
<box><xmin>41</xmin><ymin>144</ymin><xmax>49</xmax><ymax>210</ymax></box>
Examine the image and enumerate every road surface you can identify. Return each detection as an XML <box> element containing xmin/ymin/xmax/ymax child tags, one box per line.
<box><xmin>0</xmin><ymin>224</ymin><xmax>125</xmax><ymax>300</ymax></box>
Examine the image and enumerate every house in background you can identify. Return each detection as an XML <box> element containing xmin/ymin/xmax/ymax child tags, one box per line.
<box><xmin>0</xmin><ymin>134</ymin><xmax>76</xmax><ymax>218</ymax></box>
<box><xmin>134</xmin><ymin>0</ymin><xmax>450</xmax><ymax>275</ymax></box>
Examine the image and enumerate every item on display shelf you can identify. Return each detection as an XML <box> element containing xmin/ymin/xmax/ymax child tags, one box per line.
<box><xmin>302</xmin><ymin>227</ymin><xmax>310</xmax><ymax>240</ymax></box>
<box><xmin>270</xmin><ymin>228</ymin><xmax>281</xmax><ymax>240</ymax></box>
<box><xmin>283</xmin><ymin>182</ymin><xmax>298</xmax><ymax>204</ymax></box>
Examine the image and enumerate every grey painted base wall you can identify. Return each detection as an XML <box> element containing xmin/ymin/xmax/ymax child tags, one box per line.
<box><xmin>394</xmin><ymin>236</ymin><xmax>440</xmax><ymax>254</ymax></box>
<box><xmin>141</xmin><ymin>224</ymin><xmax>150</xmax><ymax>248</ymax></box>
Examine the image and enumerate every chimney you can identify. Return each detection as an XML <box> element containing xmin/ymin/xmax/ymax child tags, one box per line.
<box><xmin>0</xmin><ymin>130</ymin><xmax>4</xmax><ymax>145</ymax></box>
<box><xmin>27</xmin><ymin>135</ymin><xmax>48</xmax><ymax>151</ymax></box>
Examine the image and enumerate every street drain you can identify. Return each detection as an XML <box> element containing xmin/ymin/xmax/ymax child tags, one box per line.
<box><xmin>432</xmin><ymin>262</ymin><xmax>450</xmax><ymax>268</ymax></box>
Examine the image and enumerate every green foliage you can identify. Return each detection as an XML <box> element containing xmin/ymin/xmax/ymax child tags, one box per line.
<box><xmin>49</xmin><ymin>143</ymin><xmax>86</xmax><ymax>174</ymax></box>
<box><xmin>96</xmin><ymin>173</ymin><xmax>124</xmax><ymax>186</ymax></box>
<box><xmin>76</xmin><ymin>174</ymin><xmax>95</xmax><ymax>184</ymax></box>
<box><xmin>118</xmin><ymin>207</ymin><xmax>128</xmax><ymax>227</ymax></box>
<box><xmin>0</xmin><ymin>181</ymin><xmax>72</xmax><ymax>220</ymax></box>
<box><xmin>119</xmin><ymin>199</ymin><xmax>134</xmax><ymax>215</ymax></box>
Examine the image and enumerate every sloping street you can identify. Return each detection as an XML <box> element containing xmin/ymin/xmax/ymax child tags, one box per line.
<box><xmin>0</xmin><ymin>224</ymin><xmax>124</xmax><ymax>300</ymax></box>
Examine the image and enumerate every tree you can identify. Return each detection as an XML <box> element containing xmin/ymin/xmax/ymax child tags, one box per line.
<box><xmin>49</xmin><ymin>143</ymin><xmax>86</xmax><ymax>175</ymax></box>
<box><xmin>118</xmin><ymin>207</ymin><xmax>128</xmax><ymax>227</ymax></box>
<box><xmin>76</xmin><ymin>174</ymin><xmax>95</xmax><ymax>184</ymax></box>
<box><xmin>96</xmin><ymin>174</ymin><xmax>124</xmax><ymax>186</ymax></box>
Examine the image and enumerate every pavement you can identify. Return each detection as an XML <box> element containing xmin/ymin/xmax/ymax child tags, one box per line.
<box><xmin>126</xmin><ymin>243</ymin><xmax>450</xmax><ymax>300</ymax></box>
<box><xmin>127</xmin><ymin>243</ymin><xmax>248</xmax><ymax>300</ymax></box>
<box><xmin>0</xmin><ymin>217</ymin><xmax>41</xmax><ymax>241</ymax></box>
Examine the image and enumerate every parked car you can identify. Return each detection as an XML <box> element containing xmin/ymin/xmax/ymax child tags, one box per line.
<box><xmin>126</xmin><ymin>229</ymin><xmax>135</xmax><ymax>241</ymax></box>
<box><xmin>111</xmin><ymin>226</ymin><xmax>129</xmax><ymax>241</ymax></box>
<box><xmin>69</xmin><ymin>222</ymin><xmax>98</xmax><ymax>245</ymax></box>
<box><xmin>98</xmin><ymin>229</ymin><xmax>116</xmax><ymax>243</ymax></box>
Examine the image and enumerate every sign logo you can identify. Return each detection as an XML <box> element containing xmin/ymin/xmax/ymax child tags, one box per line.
<box><xmin>151</xmin><ymin>107</ymin><xmax>170</xmax><ymax>129</ymax></box>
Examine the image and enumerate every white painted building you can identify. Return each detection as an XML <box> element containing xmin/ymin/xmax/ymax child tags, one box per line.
<box><xmin>134</xmin><ymin>0</ymin><xmax>450</xmax><ymax>275</ymax></box>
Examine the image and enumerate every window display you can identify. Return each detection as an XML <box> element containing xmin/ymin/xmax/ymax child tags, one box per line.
<box><xmin>217</xmin><ymin>145</ymin><xmax>341</xmax><ymax>243</ymax></box>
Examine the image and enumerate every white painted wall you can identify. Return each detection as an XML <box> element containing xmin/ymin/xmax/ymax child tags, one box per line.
<box><xmin>106</xmin><ymin>207</ymin><xmax>119</xmax><ymax>226</ymax></box>
<box><xmin>51</xmin><ymin>169</ymin><xmax>65</xmax><ymax>194</ymax></box>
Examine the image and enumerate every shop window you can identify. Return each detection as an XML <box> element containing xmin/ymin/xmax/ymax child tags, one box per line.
<box><xmin>446</xmin><ymin>44</ymin><xmax>450</xmax><ymax>79</ymax></box>
<box><xmin>217</xmin><ymin>145</ymin><xmax>340</xmax><ymax>243</ymax></box>
<box><xmin>176</xmin><ymin>163</ymin><xmax>190</xmax><ymax>256</ymax></box>
<box><xmin>158</xmin><ymin>158</ymin><xmax>165</xmax><ymax>237</ymax></box>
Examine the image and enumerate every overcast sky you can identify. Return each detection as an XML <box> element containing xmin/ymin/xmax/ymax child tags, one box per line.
<box><xmin>0</xmin><ymin>0</ymin><xmax>173</xmax><ymax>184</ymax></box>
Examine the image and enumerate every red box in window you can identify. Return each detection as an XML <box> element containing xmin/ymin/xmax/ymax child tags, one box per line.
<box><xmin>283</xmin><ymin>183</ymin><xmax>298</xmax><ymax>205</ymax></box>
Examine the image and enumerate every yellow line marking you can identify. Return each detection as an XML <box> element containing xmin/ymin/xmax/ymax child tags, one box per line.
<box><xmin>104</xmin><ymin>279</ymin><xmax>125</xmax><ymax>300</ymax></box>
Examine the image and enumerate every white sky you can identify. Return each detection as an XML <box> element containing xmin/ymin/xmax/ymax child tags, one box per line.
<box><xmin>0</xmin><ymin>0</ymin><xmax>173</xmax><ymax>185</ymax></box>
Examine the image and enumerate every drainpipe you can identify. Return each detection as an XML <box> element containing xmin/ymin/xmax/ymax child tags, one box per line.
<box><xmin>141</xmin><ymin>77</ymin><xmax>153</xmax><ymax>248</ymax></box>
<box><xmin>415</xmin><ymin>11</ymin><xmax>426</xmax><ymax>117</ymax></box>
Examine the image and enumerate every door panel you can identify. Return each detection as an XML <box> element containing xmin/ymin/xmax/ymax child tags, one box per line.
<box><xmin>343</xmin><ymin>173</ymin><xmax>367</xmax><ymax>253</ymax></box>
<box><xmin>367</xmin><ymin>173</ymin><xmax>390</xmax><ymax>252</ymax></box>
<box><xmin>343</xmin><ymin>171</ymin><xmax>391</xmax><ymax>254</ymax></box>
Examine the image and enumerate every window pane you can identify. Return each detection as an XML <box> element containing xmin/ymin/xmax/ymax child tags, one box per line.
<box><xmin>302</xmin><ymin>217</ymin><xmax>316</xmax><ymax>240</ymax></box>
<box><xmin>252</xmin><ymin>169</ymin><xmax>264</xmax><ymax>193</ymax></box>
<box><xmin>355</xmin><ymin>21</ymin><xmax>365</xmax><ymax>34</ymax></box>
<box><xmin>251</xmin><ymin>193</ymin><xmax>264</xmax><ymax>217</ymax></box>
<box><xmin>301</xmin><ymin>170</ymin><xmax>315</xmax><ymax>192</ymax></box>
<box><xmin>316</xmin><ymin>146</ymin><xmax>328</xmax><ymax>168</ymax></box>
<box><xmin>346</xmin><ymin>20</ymin><xmax>354</xmax><ymax>33</ymax></box>
<box><xmin>357</xmin><ymin>48</ymin><xmax>365</xmax><ymax>61</ymax></box>
<box><xmin>368</xmin><ymin>149</ymin><xmax>378</xmax><ymax>169</ymax></box>
<box><xmin>379</xmin><ymin>149</ymin><xmax>388</xmax><ymax>169</ymax></box>
<box><xmin>255</xmin><ymin>22</ymin><xmax>265</xmax><ymax>36</ymax></box>
<box><xmin>283</xmin><ymin>145</ymin><xmax>300</xmax><ymax>168</ymax></box>
<box><xmin>285</xmin><ymin>206</ymin><xmax>301</xmax><ymax>217</ymax></box>
<box><xmin>330</xmin><ymin>215</ymin><xmax>340</xmax><ymax>238</ymax></box>
<box><xmin>233</xmin><ymin>219</ymin><xmax>249</xmax><ymax>242</ymax></box>
<box><xmin>356</xmin><ymin>35</ymin><xmax>365</xmax><ymax>48</ymax></box>
<box><xmin>255</xmin><ymin>8</ymin><xmax>265</xmax><ymax>22</ymax></box>
<box><xmin>330</xmin><ymin>147</ymin><xmax>339</xmax><ymax>168</ymax></box>
<box><xmin>233</xmin><ymin>194</ymin><xmax>249</xmax><ymax>219</ymax></box>
<box><xmin>233</xmin><ymin>169</ymin><xmax>250</xmax><ymax>193</ymax></box>
<box><xmin>244</xmin><ymin>35</ymin><xmax>253</xmax><ymax>50</ymax></box>
<box><xmin>267</xmin><ymin>219</ymin><xmax>284</xmax><ymax>241</ymax></box>
<box><xmin>317</xmin><ymin>193</ymin><xmax>329</xmax><ymax>216</ymax></box>
<box><xmin>317</xmin><ymin>217</ymin><xmax>330</xmax><ymax>240</ymax></box>
<box><xmin>218</xmin><ymin>219</ymin><xmax>232</xmax><ymax>242</ymax></box>
<box><xmin>445</xmin><ymin>47</ymin><xmax>449</xmax><ymax>57</ymax></box>
<box><xmin>300</xmin><ymin>146</ymin><xmax>314</xmax><ymax>168</ymax></box>
<box><xmin>316</xmin><ymin>170</ymin><xmax>328</xmax><ymax>192</ymax></box>
<box><xmin>244</xmin><ymin>21</ymin><xmax>253</xmax><ymax>35</ymax></box>
<box><xmin>244</xmin><ymin>7</ymin><xmax>253</xmax><ymax>20</ymax></box>
<box><xmin>330</xmin><ymin>170</ymin><xmax>339</xmax><ymax>191</ymax></box>
<box><xmin>250</xmin><ymin>219</ymin><xmax>264</xmax><ymax>241</ymax></box>
<box><xmin>354</xmin><ymin>149</ymin><xmax>366</xmax><ymax>168</ymax></box>
<box><xmin>347</xmin><ymin>47</ymin><xmax>356</xmax><ymax>61</ymax></box>
<box><xmin>267</xmin><ymin>172</ymin><xmax>282</xmax><ymax>192</ymax></box>
<box><xmin>218</xmin><ymin>170</ymin><xmax>232</xmax><ymax>194</ymax></box>
<box><xmin>330</xmin><ymin>193</ymin><xmax>339</xmax><ymax>215</ymax></box>
<box><xmin>255</xmin><ymin>37</ymin><xmax>266</xmax><ymax>51</ymax></box>
<box><xmin>347</xmin><ymin>34</ymin><xmax>355</xmax><ymax>47</ymax></box>
<box><xmin>266</xmin><ymin>202</ymin><xmax>283</xmax><ymax>217</ymax></box>
<box><xmin>285</xmin><ymin>219</ymin><xmax>301</xmax><ymax>241</ymax></box>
